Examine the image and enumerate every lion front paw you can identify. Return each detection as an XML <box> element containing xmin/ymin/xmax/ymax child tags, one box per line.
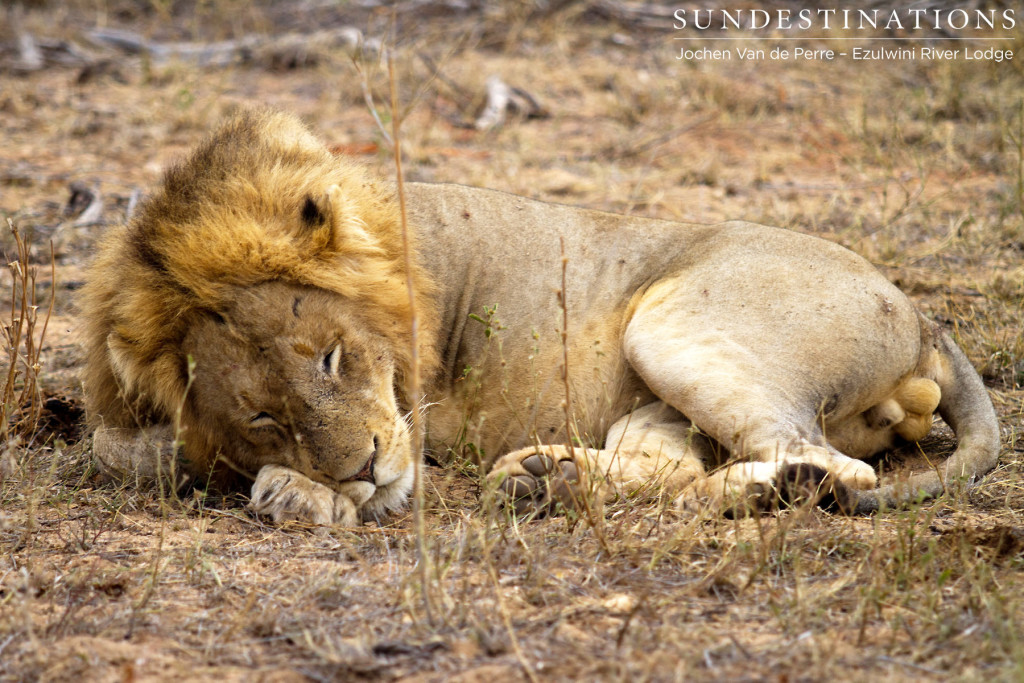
<box><xmin>249</xmin><ymin>465</ymin><xmax>358</xmax><ymax>527</ymax></box>
<box><xmin>488</xmin><ymin>447</ymin><xmax>588</xmax><ymax>516</ymax></box>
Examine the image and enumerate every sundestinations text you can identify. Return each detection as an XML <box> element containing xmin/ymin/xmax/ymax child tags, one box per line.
<box><xmin>672</xmin><ymin>8</ymin><xmax>1016</xmax><ymax>31</ymax></box>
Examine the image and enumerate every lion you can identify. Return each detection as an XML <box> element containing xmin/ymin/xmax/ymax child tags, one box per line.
<box><xmin>81</xmin><ymin>108</ymin><xmax>1001</xmax><ymax>525</ymax></box>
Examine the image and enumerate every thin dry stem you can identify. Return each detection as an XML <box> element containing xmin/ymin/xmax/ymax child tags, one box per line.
<box><xmin>388</xmin><ymin>53</ymin><xmax>434</xmax><ymax>626</ymax></box>
<box><xmin>557</xmin><ymin>237</ymin><xmax>610</xmax><ymax>551</ymax></box>
<box><xmin>1015</xmin><ymin>98</ymin><xmax>1024</xmax><ymax>226</ymax></box>
<box><xmin>558</xmin><ymin>237</ymin><xmax>573</xmax><ymax>462</ymax></box>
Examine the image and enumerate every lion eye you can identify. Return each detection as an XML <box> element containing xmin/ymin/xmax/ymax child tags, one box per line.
<box><xmin>323</xmin><ymin>342</ymin><xmax>343</xmax><ymax>377</ymax></box>
<box><xmin>249</xmin><ymin>412</ymin><xmax>279</xmax><ymax>428</ymax></box>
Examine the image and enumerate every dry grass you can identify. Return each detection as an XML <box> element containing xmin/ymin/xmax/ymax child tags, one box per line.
<box><xmin>1</xmin><ymin>1</ymin><xmax>1023</xmax><ymax>680</ymax></box>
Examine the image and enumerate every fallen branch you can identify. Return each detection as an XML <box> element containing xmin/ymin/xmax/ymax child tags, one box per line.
<box><xmin>475</xmin><ymin>75</ymin><xmax>548</xmax><ymax>131</ymax></box>
<box><xmin>87</xmin><ymin>28</ymin><xmax>261</xmax><ymax>67</ymax></box>
<box><xmin>86</xmin><ymin>27</ymin><xmax>369</xmax><ymax>70</ymax></box>
<box><xmin>63</xmin><ymin>182</ymin><xmax>105</xmax><ymax>228</ymax></box>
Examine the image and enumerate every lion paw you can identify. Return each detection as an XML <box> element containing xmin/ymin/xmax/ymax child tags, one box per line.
<box><xmin>721</xmin><ymin>464</ymin><xmax>856</xmax><ymax>517</ymax></box>
<box><xmin>691</xmin><ymin>462</ymin><xmax>858</xmax><ymax>518</ymax></box>
<box><xmin>775</xmin><ymin>463</ymin><xmax>856</xmax><ymax>514</ymax></box>
<box><xmin>249</xmin><ymin>465</ymin><xmax>359</xmax><ymax>527</ymax></box>
<box><xmin>489</xmin><ymin>449</ymin><xmax>584</xmax><ymax>516</ymax></box>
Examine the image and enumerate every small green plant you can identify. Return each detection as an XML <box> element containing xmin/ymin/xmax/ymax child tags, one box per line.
<box><xmin>467</xmin><ymin>304</ymin><xmax>504</xmax><ymax>338</ymax></box>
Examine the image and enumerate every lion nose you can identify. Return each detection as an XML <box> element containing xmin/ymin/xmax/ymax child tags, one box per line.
<box><xmin>348</xmin><ymin>436</ymin><xmax>377</xmax><ymax>484</ymax></box>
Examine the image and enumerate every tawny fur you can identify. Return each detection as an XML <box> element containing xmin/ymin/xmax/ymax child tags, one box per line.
<box><xmin>81</xmin><ymin>108</ymin><xmax>1000</xmax><ymax>523</ymax></box>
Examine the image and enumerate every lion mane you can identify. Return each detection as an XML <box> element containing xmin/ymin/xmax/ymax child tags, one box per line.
<box><xmin>82</xmin><ymin>109</ymin><xmax>437</xmax><ymax>475</ymax></box>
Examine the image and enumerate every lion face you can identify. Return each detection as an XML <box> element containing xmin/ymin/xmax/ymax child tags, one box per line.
<box><xmin>182</xmin><ymin>281</ymin><xmax>414</xmax><ymax>518</ymax></box>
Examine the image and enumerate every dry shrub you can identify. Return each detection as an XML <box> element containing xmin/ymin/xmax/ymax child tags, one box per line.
<box><xmin>1</xmin><ymin>220</ymin><xmax>54</xmax><ymax>453</ymax></box>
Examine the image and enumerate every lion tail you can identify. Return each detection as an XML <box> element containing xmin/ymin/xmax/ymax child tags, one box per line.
<box><xmin>853</xmin><ymin>324</ymin><xmax>1001</xmax><ymax>514</ymax></box>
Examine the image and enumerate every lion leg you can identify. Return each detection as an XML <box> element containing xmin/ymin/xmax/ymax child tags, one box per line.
<box><xmin>249</xmin><ymin>465</ymin><xmax>360</xmax><ymax>527</ymax></box>
<box><xmin>488</xmin><ymin>401</ymin><xmax>711</xmax><ymax>516</ymax></box>
<box><xmin>92</xmin><ymin>424</ymin><xmax>189</xmax><ymax>489</ymax></box>
<box><xmin>623</xmin><ymin>324</ymin><xmax>879</xmax><ymax>516</ymax></box>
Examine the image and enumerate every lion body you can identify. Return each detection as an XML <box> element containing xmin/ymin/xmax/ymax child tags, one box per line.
<box><xmin>411</xmin><ymin>182</ymin><xmax>919</xmax><ymax>460</ymax></box>
<box><xmin>82</xmin><ymin>110</ymin><xmax>1000</xmax><ymax>523</ymax></box>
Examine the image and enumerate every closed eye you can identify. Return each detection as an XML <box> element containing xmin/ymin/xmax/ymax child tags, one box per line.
<box><xmin>323</xmin><ymin>342</ymin><xmax>343</xmax><ymax>377</ymax></box>
<box><xmin>249</xmin><ymin>412</ymin><xmax>280</xmax><ymax>429</ymax></box>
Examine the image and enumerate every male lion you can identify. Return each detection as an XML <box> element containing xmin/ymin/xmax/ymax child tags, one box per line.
<box><xmin>82</xmin><ymin>109</ymin><xmax>1000</xmax><ymax>525</ymax></box>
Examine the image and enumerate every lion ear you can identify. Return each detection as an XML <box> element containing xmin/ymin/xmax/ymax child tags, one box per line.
<box><xmin>301</xmin><ymin>194</ymin><xmax>331</xmax><ymax>230</ymax></box>
<box><xmin>301</xmin><ymin>185</ymin><xmax>379</xmax><ymax>254</ymax></box>
<box><xmin>299</xmin><ymin>191</ymin><xmax>334</xmax><ymax>251</ymax></box>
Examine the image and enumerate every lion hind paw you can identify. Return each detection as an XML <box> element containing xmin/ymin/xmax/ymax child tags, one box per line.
<box><xmin>687</xmin><ymin>461</ymin><xmax>858</xmax><ymax>517</ymax></box>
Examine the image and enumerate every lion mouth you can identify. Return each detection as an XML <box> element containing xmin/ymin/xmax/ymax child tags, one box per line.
<box><xmin>344</xmin><ymin>454</ymin><xmax>376</xmax><ymax>485</ymax></box>
<box><xmin>343</xmin><ymin>439</ymin><xmax>377</xmax><ymax>485</ymax></box>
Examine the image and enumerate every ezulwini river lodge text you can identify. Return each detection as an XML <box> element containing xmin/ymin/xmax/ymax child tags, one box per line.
<box><xmin>676</xmin><ymin>45</ymin><xmax>1013</xmax><ymax>62</ymax></box>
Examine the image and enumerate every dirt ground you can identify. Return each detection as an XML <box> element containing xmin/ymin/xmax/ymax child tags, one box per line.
<box><xmin>2</xmin><ymin>2</ymin><xmax>1023</xmax><ymax>681</ymax></box>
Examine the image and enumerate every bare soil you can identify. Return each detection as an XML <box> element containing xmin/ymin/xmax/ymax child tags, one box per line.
<box><xmin>1</xmin><ymin>2</ymin><xmax>1023</xmax><ymax>681</ymax></box>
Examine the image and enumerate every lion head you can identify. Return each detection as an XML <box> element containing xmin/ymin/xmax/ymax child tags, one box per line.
<box><xmin>82</xmin><ymin>108</ymin><xmax>437</xmax><ymax>518</ymax></box>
